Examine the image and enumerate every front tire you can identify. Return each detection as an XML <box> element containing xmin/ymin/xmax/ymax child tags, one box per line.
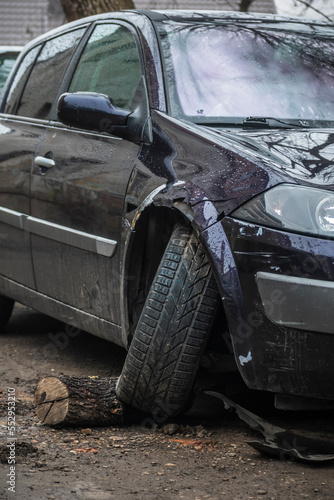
<box><xmin>116</xmin><ymin>223</ymin><xmax>220</xmax><ymax>416</ymax></box>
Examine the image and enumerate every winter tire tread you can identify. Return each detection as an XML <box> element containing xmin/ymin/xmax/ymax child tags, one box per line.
<box><xmin>116</xmin><ymin>224</ymin><xmax>220</xmax><ymax>415</ymax></box>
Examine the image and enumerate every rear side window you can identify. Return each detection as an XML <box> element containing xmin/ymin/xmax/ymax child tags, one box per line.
<box><xmin>15</xmin><ymin>28</ymin><xmax>85</xmax><ymax>120</ymax></box>
<box><xmin>4</xmin><ymin>46</ymin><xmax>40</xmax><ymax>114</ymax></box>
<box><xmin>69</xmin><ymin>24</ymin><xmax>142</xmax><ymax>110</ymax></box>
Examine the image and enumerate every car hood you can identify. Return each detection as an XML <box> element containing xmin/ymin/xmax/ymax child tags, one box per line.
<box><xmin>207</xmin><ymin>126</ymin><xmax>334</xmax><ymax>189</ymax></box>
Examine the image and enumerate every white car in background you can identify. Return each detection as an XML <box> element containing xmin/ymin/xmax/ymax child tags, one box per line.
<box><xmin>0</xmin><ymin>46</ymin><xmax>22</xmax><ymax>94</ymax></box>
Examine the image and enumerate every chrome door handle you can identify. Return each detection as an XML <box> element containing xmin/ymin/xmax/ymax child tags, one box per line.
<box><xmin>34</xmin><ymin>156</ymin><xmax>55</xmax><ymax>169</ymax></box>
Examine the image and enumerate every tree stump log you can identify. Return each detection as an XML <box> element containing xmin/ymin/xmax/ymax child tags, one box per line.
<box><xmin>35</xmin><ymin>376</ymin><xmax>124</xmax><ymax>426</ymax></box>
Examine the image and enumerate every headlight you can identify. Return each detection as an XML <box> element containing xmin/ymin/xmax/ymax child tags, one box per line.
<box><xmin>232</xmin><ymin>184</ymin><xmax>334</xmax><ymax>238</ymax></box>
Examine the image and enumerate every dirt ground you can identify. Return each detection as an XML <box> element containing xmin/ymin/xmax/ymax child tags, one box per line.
<box><xmin>1</xmin><ymin>304</ymin><xmax>334</xmax><ymax>500</ymax></box>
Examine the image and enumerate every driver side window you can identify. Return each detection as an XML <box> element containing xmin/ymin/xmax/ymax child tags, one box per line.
<box><xmin>69</xmin><ymin>23</ymin><xmax>143</xmax><ymax>110</ymax></box>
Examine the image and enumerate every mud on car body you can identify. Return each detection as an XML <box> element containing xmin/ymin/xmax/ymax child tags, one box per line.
<box><xmin>0</xmin><ymin>10</ymin><xmax>333</xmax><ymax>416</ymax></box>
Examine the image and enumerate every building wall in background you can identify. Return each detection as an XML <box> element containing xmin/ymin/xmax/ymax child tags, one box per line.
<box><xmin>133</xmin><ymin>0</ymin><xmax>276</xmax><ymax>13</ymax></box>
<box><xmin>0</xmin><ymin>0</ymin><xmax>65</xmax><ymax>45</ymax></box>
<box><xmin>0</xmin><ymin>0</ymin><xmax>276</xmax><ymax>46</ymax></box>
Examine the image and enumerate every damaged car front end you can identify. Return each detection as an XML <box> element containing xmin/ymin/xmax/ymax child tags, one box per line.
<box><xmin>119</xmin><ymin>12</ymin><xmax>334</xmax><ymax>411</ymax></box>
<box><xmin>0</xmin><ymin>10</ymin><xmax>333</xmax><ymax>417</ymax></box>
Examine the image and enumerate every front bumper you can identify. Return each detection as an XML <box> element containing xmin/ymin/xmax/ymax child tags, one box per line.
<box><xmin>217</xmin><ymin>217</ymin><xmax>334</xmax><ymax>400</ymax></box>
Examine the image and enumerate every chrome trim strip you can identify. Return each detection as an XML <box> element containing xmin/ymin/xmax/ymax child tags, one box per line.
<box><xmin>0</xmin><ymin>114</ymin><xmax>50</xmax><ymax>126</ymax></box>
<box><xmin>0</xmin><ymin>206</ymin><xmax>25</xmax><ymax>229</ymax></box>
<box><xmin>0</xmin><ymin>206</ymin><xmax>117</xmax><ymax>257</ymax></box>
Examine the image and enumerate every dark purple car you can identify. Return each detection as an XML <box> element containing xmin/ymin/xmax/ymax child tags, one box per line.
<box><xmin>0</xmin><ymin>10</ymin><xmax>333</xmax><ymax>416</ymax></box>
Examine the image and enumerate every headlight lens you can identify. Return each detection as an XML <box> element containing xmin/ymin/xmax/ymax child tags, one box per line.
<box><xmin>316</xmin><ymin>196</ymin><xmax>334</xmax><ymax>233</ymax></box>
<box><xmin>232</xmin><ymin>184</ymin><xmax>334</xmax><ymax>238</ymax></box>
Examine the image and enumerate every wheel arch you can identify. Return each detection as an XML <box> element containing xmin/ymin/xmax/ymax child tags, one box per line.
<box><xmin>122</xmin><ymin>203</ymin><xmax>186</xmax><ymax>346</ymax></box>
<box><xmin>121</xmin><ymin>198</ymin><xmax>238</xmax><ymax>363</ymax></box>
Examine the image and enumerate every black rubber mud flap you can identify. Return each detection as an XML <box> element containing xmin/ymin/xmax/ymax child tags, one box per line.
<box><xmin>116</xmin><ymin>224</ymin><xmax>220</xmax><ymax>416</ymax></box>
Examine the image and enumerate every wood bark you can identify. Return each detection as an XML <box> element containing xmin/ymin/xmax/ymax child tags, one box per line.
<box><xmin>60</xmin><ymin>0</ymin><xmax>135</xmax><ymax>22</ymax></box>
<box><xmin>239</xmin><ymin>0</ymin><xmax>254</xmax><ymax>12</ymax></box>
<box><xmin>35</xmin><ymin>375</ymin><xmax>124</xmax><ymax>426</ymax></box>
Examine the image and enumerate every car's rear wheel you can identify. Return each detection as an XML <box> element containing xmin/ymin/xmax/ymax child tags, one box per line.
<box><xmin>116</xmin><ymin>223</ymin><xmax>220</xmax><ymax>416</ymax></box>
<box><xmin>0</xmin><ymin>296</ymin><xmax>14</xmax><ymax>332</ymax></box>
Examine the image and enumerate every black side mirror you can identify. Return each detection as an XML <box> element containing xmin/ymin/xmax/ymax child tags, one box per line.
<box><xmin>57</xmin><ymin>79</ymin><xmax>152</xmax><ymax>144</ymax></box>
<box><xmin>57</xmin><ymin>92</ymin><xmax>131</xmax><ymax>133</ymax></box>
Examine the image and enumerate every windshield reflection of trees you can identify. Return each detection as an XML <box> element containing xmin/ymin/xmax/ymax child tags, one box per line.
<box><xmin>161</xmin><ymin>23</ymin><xmax>334</xmax><ymax>121</ymax></box>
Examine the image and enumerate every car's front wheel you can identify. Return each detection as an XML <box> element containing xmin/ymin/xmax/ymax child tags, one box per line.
<box><xmin>116</xmin><ymin>223</ymin><xmax>220</xmax><ymax>416</ymax></box>
<box><xmin>0</xmin><ymin>296</ymin><xmax>14</xmax><ymax>332</ymax></box>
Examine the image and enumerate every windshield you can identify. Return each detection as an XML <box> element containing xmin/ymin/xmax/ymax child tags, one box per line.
<box><xmin>157</xmin><ymin>21</ymin><xmax>334</xmax><ymax>125</ymax></box>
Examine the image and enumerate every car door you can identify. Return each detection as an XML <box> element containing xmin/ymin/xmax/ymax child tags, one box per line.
<box><xmin>0</xmin><ymin>28</ymin><xmax>84</xmax><ymax>289</ymax></box>
<box><xmin>30</xmin><ymin>22</ymin><xmax>145</xmax><ymax>327</ymax></box>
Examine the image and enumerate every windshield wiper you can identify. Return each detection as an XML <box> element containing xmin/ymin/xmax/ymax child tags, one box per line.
<box><xmin>243</xmin><ymin>116</ymin><xmax>310</xmax><ymax>128</ymax></box>
<box><xmin>197</xmin><ymin>116</ymin><xmax>334</xmax><ymax>129</ymax></box>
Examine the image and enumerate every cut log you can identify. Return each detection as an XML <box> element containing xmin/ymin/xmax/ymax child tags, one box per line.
<box><xmin>35</xmin><ymin>375</ymin><xmax>124</xmax><ymax>426</ymax></box>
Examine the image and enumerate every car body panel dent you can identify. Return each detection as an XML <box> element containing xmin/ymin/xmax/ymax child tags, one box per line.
<box><xmin>142</xmin><ymin>118</ymin><xmax>334</xmax><ymax>232</ymax></box>
<box><xmin>131</xmin><ymin>111</ymin><xmax>286</xmax><ymax>226</ymax></box>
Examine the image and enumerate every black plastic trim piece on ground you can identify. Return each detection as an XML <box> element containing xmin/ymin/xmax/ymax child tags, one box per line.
<box><xmin>205</xmin><ymin>391</ymin><xmax>334</xmax><ymax>463</ymax></box>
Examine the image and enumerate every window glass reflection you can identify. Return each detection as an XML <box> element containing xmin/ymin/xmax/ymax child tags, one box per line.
<box><xmin>16</xmin><ymin>29</ymin><xmax>85</xmax><ymax>120</ymax></box>
<box><xmin>159</xmin><ymin>23</ymin><xmax>334</xmax><ymax>121</ymax></box>
<box><xmin>5</xmin><ymin>47</ymin><xmax>40</xmax><ymax>114</ymax></box>
<box><xmin>69</xmin><ymin>24</ymin><xmax>142</xmax><ymax>110</ymax></box>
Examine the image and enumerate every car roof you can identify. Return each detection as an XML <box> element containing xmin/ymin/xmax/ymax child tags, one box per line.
<box><xmin>138</xmin><ymin>9</ymin><xmax>334</xmax><ymax>26</ymax></box>
<box><xmin>17</xmin><ymin>8</ymin><xmax>334</xmax><ymax>53</ymax></box>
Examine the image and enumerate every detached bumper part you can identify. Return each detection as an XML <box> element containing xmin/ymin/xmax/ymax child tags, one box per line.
<box><xmin>256</xmin><ymin>272</ymin><xmax>334</xmax><ymax>334</ymax></box>
<box><xmin>205</xmin><ymin>391</ymin><xmax>334</xmax><ymax>463</ymax></box>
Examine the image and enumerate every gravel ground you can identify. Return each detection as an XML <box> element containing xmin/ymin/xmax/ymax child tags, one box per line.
<box><xmin>1</xmin><ymin>304</ymin><xmax>334</xmax><ymax>499</ymax></box>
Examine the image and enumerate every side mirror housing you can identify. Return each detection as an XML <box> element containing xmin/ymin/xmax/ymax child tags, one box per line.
<box><xmin>57</xmin><ymin>91</ymin><xmax>131</xmax><ymax>133</ymax></box>
<box><xmin>57</xmin><ymin>82</ymin><xmax>152</xmax><ymax>144</ymax></box>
